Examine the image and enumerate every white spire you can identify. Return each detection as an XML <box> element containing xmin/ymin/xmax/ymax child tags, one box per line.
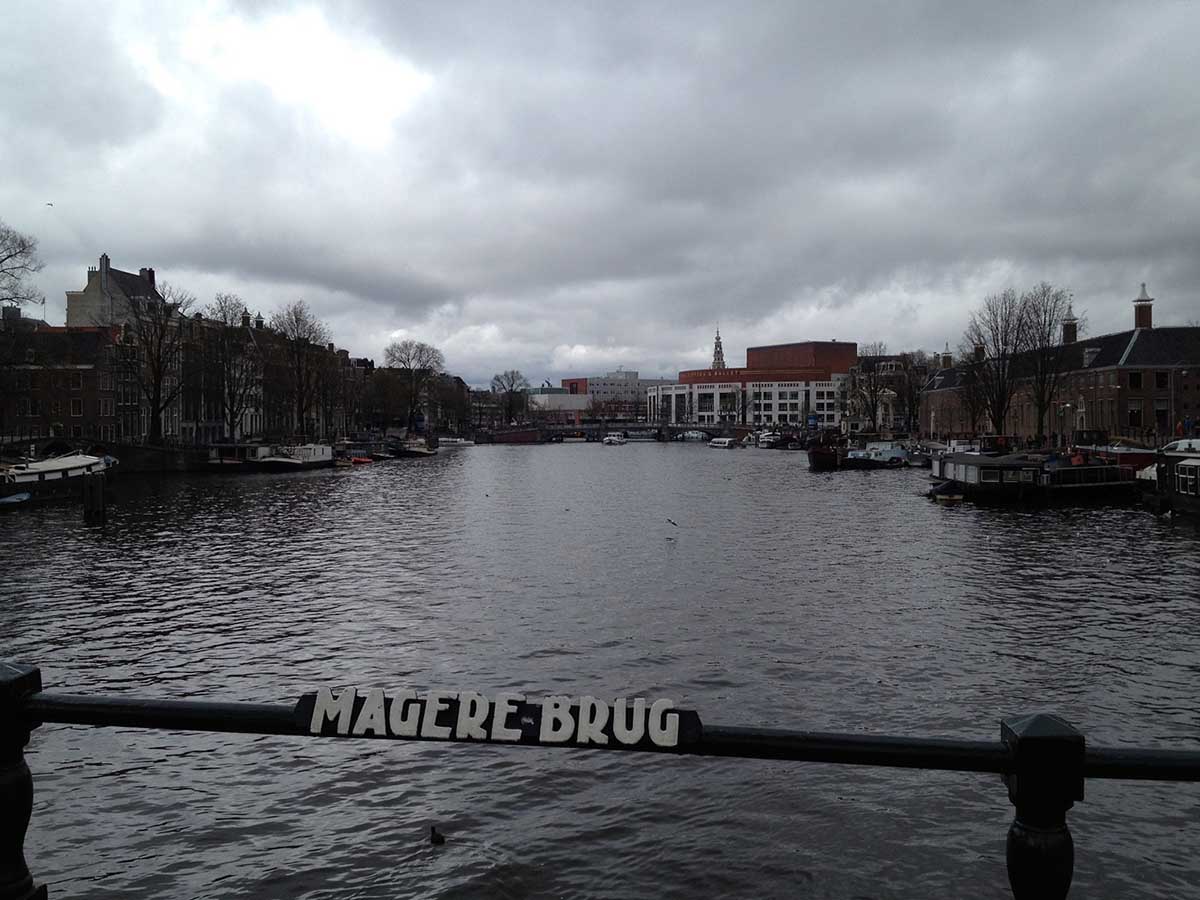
<box><xmin>711</xmin><ymin>326</ymin><xmax>726</xmax><ymax>370</ymax></box>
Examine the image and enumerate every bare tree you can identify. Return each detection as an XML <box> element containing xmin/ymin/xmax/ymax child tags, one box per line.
<box><xmin>954</xmin><ymin>355</ymin><xmax>987</xmax><ymax>436</ymax></box>
<box><xmin>1021</xmin><ymin>282</ymin><xmax>1078</xmax><ymax>444</ymax></box>
<box><xmin>0</xmin><ymin>220</ymin><xmax>44</xmax><ymax>307</ymax></box>
<box><xmin>315</xmin><ymin>351</ymin><xmax>343</xmax><ymax>440</ymax></box>
<box><xmin>364</xmin><ymin>367</ymin><xmax>405</xmax><ymax>431</ymax></box>
<box><xmin>491</xmin><ymin>369</ymin><xmax>530</xmax><ymax>423</ymax></box>
<box><xmin>338</xmin><ymin>362</ymin><xmax>371</xmax><ymax>436</ymax></box>
<box><xmin>895</xmin><ymin>351</ymin><xmax>930</xmax><ymax>434</ymax></box>
<box><xmin>205</xmin><ymin>293</ymin><xmax>261</xmax><ymax>441</ymax></box>
<box><xmin>963</xmin><ymin>289</ymin><xmax>1025</xmax><ymax>434</ymax></box>
<box><xmin>432</xmin><ymin>375</ymin><xmax>470</xmax><ymax>432</ymax></box>
<box><xmin>852</xmin><ymin>341</ymin><xmax>889</xmax><ymax>432</ymax></box>
<box><xmin>112</xmin><ymin>281</ymin><xmax>196</xmax><ymax>443</ymax></box>
<box><xmin>383</xmin><ymin>339</ymin><xmax>445</xmax><ymax>432</ymax></box>
<box><xmin>269</xmin><ymin>301</ymin><xmax>331</xmax><ymax>438</ymax></box>
<box><xmin>585</xmin><ymin>394</ymin><xmax>606</xmax><ymax>421</ymax></box>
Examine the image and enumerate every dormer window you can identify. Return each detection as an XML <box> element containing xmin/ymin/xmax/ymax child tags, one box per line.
<box><xmin>25</xmin><ymin>348</ymin><xmax>35</xmax><ymax>363</ymax></box>
<box><xmin>1083</xmin><ymin>348</ymin><xmax>1100</xmax><ymax>367</ymax></box>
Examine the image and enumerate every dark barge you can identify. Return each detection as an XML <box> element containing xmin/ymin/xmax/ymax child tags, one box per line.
<box><xmin>1156</xmin><ymin>438</ymin><xmax>1200</xmax><ymax>518</ymax></box>
<box><xmin>929</xmin><ymin>451</ymin><xmax>1138</xmax><ymax>504</ymax></box>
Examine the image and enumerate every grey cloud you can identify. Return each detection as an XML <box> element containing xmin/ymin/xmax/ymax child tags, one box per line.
<box><xmin>5</xmin><ymin>0</ymin><xmax>1199</xmax><ymax>386</ymax></box>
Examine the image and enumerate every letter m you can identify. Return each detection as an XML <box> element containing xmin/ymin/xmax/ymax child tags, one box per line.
<box><xmin>310</xmin><ymin>687</ymin><xmax>357</xmax><ymax>735</ymax></box>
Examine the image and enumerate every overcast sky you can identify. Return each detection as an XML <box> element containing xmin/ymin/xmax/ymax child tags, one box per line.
<box><xmin>3</xmin><ymin>2</ymin><xmax>1197</xmax><ymax>385</ymax></box>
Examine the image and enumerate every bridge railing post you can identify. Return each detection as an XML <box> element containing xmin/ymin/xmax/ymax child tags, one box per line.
<box><xmin>0</xmin><ymin>663</ymin><xmax>45</xmax><ymax>900</ymax></box>
<box><xmin>1001</xmin><ymin>713</ymin><xmax>1084</xmax><ymax>900</ymax></box>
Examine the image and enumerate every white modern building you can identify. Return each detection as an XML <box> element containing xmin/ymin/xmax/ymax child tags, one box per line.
<box><xmin>646</xmin><ymin>332</ymin><xmax>856</xmax><ymax>429</ymax></box>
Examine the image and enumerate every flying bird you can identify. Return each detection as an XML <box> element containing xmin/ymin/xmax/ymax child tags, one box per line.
<box><xmin>666</xmin><ymin>518</ymin><xmax>679</xmax><ymax>527</ymax></box>
<box><xmin>45</xmin><ymin>202</ymin><xmax>53</xmax><ymax>207</ymax></box>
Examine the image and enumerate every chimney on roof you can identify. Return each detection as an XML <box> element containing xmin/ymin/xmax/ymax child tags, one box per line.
<box><xmin>1134</xmin><ymin>282</ymin><xmax>1153</xmax><ymax>329</ymax></box>
<box><xmin>941</xmin><ymin>342</ymin><xmax>953</xmax><ymax>370</ymax></box>
<box><xmin>973</xmin><ymin>343</ymin><xmax>985</xmax><ymax>363</ymax></box>
<box><xmin>1062</xmin><ymin>304</ymin><xmax>1078</xmax><ymax>345</ymax></box>
<box><xmin>241</xmin><ymin>309</ymin><xmax>251</xmax><ymax>328</ymax></box>
<box><xmin>99</xmin><ymin>253</ymin><xmax>110</xmax><ymax>293</ymax></box>
<box><xmin>254</xmin><ymin>312</ymin><xmax>264</xmax><ymax>330</ymax></box>
<box><xmin>327</xmin><ymin>342</ymin><xmax>335</xmax><ymax>352</ymax></box>
<box><xmin>138</xmin><ymin>267</ymin><xmax>156</xmax><ymax>290</ymax></box>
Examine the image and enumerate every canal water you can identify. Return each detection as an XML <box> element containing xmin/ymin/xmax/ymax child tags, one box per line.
<box><xmin>2</xmin><ymin>444</ymin><xmax>1199</xmax><ymax>899</ymax></box>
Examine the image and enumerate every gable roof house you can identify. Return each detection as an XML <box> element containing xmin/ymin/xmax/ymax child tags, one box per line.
<box><xmin>921</xmin><ymin>285</ymin><xmax>1200</xmax><ymax>442</ymax></box>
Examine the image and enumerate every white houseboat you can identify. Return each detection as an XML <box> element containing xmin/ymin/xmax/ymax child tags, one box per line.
<box><xmin>1</xmin><ymin>453</ymin><xmax>114</xmax><ymax>500</ymax></box>
<box><xmin>256</xmin><ymin>444</ymin><xmax>335</xmax><ymax>471</ymax></box>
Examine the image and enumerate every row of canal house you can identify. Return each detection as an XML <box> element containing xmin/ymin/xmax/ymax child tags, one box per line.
<box><xmin>1</xmin><ymin>254</ymin><xmax>377</xmax><ymax>445</ymax></box>
<box><xmin>921</xmin><ymin>285</ymin><xmax>1200</xmax><ymax>442</ymax></box>
<box><xmin>646</xmin><ymin>331</ymin><xmax>855</xmax><ymax>429</ymax></box>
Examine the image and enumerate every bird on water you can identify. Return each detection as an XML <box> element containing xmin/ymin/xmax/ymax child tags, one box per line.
<box><xmin>430</xmin><ymin>826</ymin><xmax>446</xmax><ymax>846</ymax></box>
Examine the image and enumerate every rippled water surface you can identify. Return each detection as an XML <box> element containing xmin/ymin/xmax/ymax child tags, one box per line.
<box><xmin>3</xmin><ymin>444</ymin><xmax>1199</xmax><ymax>898</ymax></box>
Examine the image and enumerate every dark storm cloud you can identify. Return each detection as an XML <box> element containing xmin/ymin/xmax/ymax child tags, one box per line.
<box><xmin>2</xmin><ymin>1</ymin><xmax>1198</xmax><ymax>384</ymax></box>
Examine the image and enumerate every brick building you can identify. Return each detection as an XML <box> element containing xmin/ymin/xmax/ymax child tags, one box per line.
<box><xmin>921</xmin><ymin>285</ymin><xmax>1200</xmax><ymax>442</ymax></box>
<box><xmin>1</xmin><ymin>309</ymin><xmax>119</xmax><ymax>443</ymax></box>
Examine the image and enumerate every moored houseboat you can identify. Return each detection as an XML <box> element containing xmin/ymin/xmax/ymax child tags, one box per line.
<box><xmin>842</xmin><ymin>442</ymin><xmax>909</xmax><ymax>470</ymax></box>
<box><xmin>807</xmin><ymin>444</ymin><xmax>844</xmax><ymax>470</ymax></box>
<box><xmin>208</xmin><ymin>444</ymin><xmax>275</xmax><ymax>468</ymax></box>
<box><xmin>929</xmin><ymin>451</ymin><xmax>1138</xmax><ymax>504</ymax></box>
<box><xmin>1</xmin><ymin>453</ymin><xmax>114</xmax><ymax>500</ymax></box>
<box><xmin>256</xmin><ymin>444</ymin><xmax>335</xmax><ymax>471</ymax></box>
<box><xmin>1156</xmin><ymin>438</ymin><xmax>1200</xmax><ymax>518</ymax></box>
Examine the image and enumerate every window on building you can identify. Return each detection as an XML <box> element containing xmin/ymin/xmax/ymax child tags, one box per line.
<box><xmin>1156</xmin><ymin>372</ymin><xmax>1169</xmax><ymax>390</ymax></box>
<box><xmin>698</xmin><ymin>393</ymin><xmax>715</xmax><ymax>412</ymax></box>
<box><xmin>71</xmin><ymin>398</ymin><xmax>83</xmax><ymax>417</ymax></box>
<box><xmin>1128</xmin><ymin>371</ymin><xmax>1142</xmax><ymax>390</ymax></box>
<box><xmin>51</xmin><ymin>400</ymin><xmax>61</xmax><ymax>416</ymax></box>
<box><xmin>1127</xmin><ymin>399</ymin><xmax>1142</xmax><ymax>428</ymax></box>
<box><xmin>100</xmin><ymin>398</ymin><xmax>114</xmax><ymax>417</ymax></box>
<box><xmin>71</xmin><ymin>372</ymin><xmax>83</xmax><ymax>390</ymax></box>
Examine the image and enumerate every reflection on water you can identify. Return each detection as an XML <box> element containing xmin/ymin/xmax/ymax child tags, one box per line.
<box><xmin>2</xmin><ymin>444</ymin><xmax>1199</xmax><ymax>898</ymax></box>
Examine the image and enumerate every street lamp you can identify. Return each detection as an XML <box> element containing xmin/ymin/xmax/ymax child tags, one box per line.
<box><xmin>1057</xmin><ymin>403</ymin><xmax>1071</xmax><ymax>447</ymax></box>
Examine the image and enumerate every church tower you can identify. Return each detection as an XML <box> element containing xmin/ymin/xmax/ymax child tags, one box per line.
<box><xmin>711</xmin><ymin>327</ymin><xmax>726</xmax><ymax>370</ymax></box>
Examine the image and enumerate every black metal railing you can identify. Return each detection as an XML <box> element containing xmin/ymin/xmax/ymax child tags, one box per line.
<box><xmin>2</xmin><ymin>662</ymin><xmax>1198</xmax><ymax>900</ymax></box>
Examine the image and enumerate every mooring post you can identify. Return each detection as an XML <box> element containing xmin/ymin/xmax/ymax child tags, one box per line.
<box><xmin>0</xmin><ymin>664</ymin><xmax>46</xmax><ymax>900</ymax></box>
<box><xmin>82</xmin><ymin>473</ymin><xmax>105</xmax><ymax>525</ymax></box>
<box><xmin>1001</xmin><ymin>713</ymin><xmax>1084</xmax><ymax>900</ymax></box>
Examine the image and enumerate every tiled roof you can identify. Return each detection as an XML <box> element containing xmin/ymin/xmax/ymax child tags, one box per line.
<box><xmin>1121</xmin><ymin>327</ymin><xmax>1200</xmax><ymax>367</ymax></box>
<box><xmin>107</xmin><ymin>268</ymin><xmax>162</xmax><ymax>302</ymax></box>
<box><xmin>926</xmin><ymin>326</ymin><xmax>1200</xmax><ymax>392</ymax></box>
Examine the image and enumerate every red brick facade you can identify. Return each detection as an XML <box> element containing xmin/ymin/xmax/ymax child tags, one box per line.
<box><xmin>679</xmin><ymin>341</ymin><xmax>858</xmax><ymax>385</ymax></box>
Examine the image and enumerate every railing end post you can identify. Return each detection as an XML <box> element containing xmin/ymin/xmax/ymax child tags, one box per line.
<box><xmin>1001</xmin><ymin>713</ymin><xmax>1084</xmax><ymax>900</ymax></box>
<box><xmin>0</xmin><ymin>662</ymin><xmax>46</xmax><ymax>900</ymax></box>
